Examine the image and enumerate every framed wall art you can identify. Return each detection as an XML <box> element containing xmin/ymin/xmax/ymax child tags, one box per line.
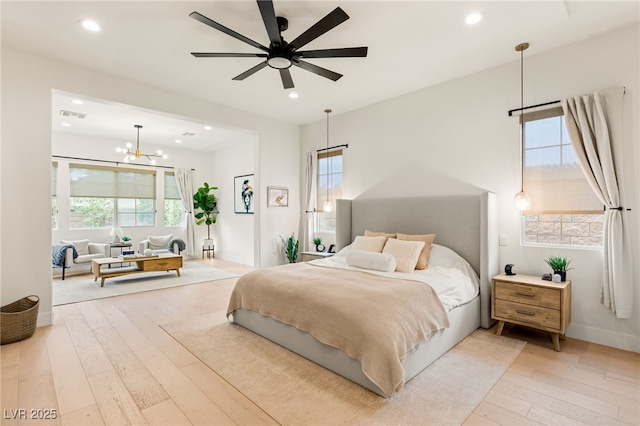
<box><xmin>267</xmin><ymin>186</ymin><xmax>289</xmax><ymax>207</ymax></box>
<box><xmin>234</xmin><ymin>174</ymin><xmax>254</xmax><ymax>214</ymax></box>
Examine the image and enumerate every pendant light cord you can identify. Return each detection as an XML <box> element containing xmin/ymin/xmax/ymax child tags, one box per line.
<box><xmin>520</xmin><ymin>47</ymin><xmax>524</xmax><ymax>192</ymax></box>
<box><xmin>325</xmin><ymin>109</ymin><xmax>332</xmax><ymax>206</ymax></box>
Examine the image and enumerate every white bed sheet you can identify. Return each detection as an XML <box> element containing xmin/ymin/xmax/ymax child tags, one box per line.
<box><xmin>309</xmin><ymin>243</ymin><xmax>480</xmax><ymax>311</ymax></box>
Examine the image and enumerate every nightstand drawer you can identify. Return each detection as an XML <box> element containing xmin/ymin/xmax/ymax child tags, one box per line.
<box><xmin>494</xmin><ymin>281</ymin><xmax>560</xmax><ymax>310</ymax></box>
<box><xmin>494</xmin><ymin>299</ymin><xmax>560</xmax><ymax>330</ymax></box>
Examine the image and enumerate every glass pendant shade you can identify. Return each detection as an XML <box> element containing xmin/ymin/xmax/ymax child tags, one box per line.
<box><xmin>323</xmin><ymin>199</ymin><xmax>333</xmax><ymax>212</ymax></box>
<box><xmin>514</xmin><ymin>191</ymin><xmax>531</xmax><ymax>211</ymax></box>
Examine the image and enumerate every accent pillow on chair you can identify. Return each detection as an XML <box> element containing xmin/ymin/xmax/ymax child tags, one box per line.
<box><xmin>147</xmin><ymin>234</ymin><xmax>173</xmax><ymax>251</ymax></box>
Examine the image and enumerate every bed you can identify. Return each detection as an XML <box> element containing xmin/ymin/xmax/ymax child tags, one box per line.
<box><xmin>227</xmin><ymin>192</ymin><xmax>498</xmax><ymax>397</ymax></box>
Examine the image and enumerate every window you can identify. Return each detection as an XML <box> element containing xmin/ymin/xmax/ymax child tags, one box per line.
<box><xmin>316</xmin><ymin>149</ymin><xmax>343</xmax><ymax>233</ymax></box>
<box><xmin>164</xmin><ymin>172</ymin><xmax>184</xmax><ymax>226</ymax></box>
<box><xmin>69</xmin><ymin>164</ymin><xmax>155</xmax><ymax>228</ymax></box>
<box><xmin>52</xmin><ymin>162</ymin><xmax>58</xmax><ymax>229</ymax></box>
<box><xmin>521</xmin><ymin>108</ymin><xmax>603</xmax><ymax>247</ymax></box>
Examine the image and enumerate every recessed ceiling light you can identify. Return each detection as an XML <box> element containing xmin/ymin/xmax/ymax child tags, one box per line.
<box><xmin>203</xmin><ymin>125</ymin><xmax>212</xmax><ymax>130</ymax></box>
<box><xmin>71</xmin><ymin>99</ymin><xmax>84</xmax><ymax>105</ymax></box>
<box><xmin>288</xmin><ymin>92</ymin><xmax>299</xmax><ymax>99</ymax></box>
<box><xmin>175</xmin><ymin>139</ymin><xmax>182</xmax><ymax>144</ymax></box>
<box><xmin>61</xmin><ymin>123</ymin><xmax>71</xmax><ymax>127</ymax></box>
<box><xmin>464</xmin><ymin>12</ymin><xmax>483</xmax><ymax>25</ymax></box>
<box><xmin>79</xmin><ymin>19</ymin><xmax>102</xmax><ymax>32</ymax></box>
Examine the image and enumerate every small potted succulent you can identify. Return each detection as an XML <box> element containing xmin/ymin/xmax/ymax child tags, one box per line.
<box><xmin>313</xmin><ymin>237</ymin><xmax>325</xmax><ymax>252</ymax></box>
<box><xmin>544</xmin><ymin>256</ymin><xmax>572</xmax><ymax>282</ymax></box>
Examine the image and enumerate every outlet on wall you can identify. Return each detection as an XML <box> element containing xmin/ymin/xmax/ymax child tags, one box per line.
<box><xmin>499</xmin><ymin>234</ymin><xmax>507</xmax><ymax>246</ymax></box>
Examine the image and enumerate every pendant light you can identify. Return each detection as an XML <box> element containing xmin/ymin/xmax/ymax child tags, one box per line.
<box><xmin>116</xmin><ymin>125</ymin><xmax>168</xmax><ymax>164</ymax></box>
<box><xmin>323</xmin><ymin>109</ymin><xmax>333</xmax><ymax>213</ymax></box>
<box><xmin>513</xmin><ymin>42</ymin><xmax>531</xmax><ymax>211</ymax></box>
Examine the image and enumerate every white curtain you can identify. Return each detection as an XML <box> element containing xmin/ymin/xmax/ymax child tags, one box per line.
<box><xmin>299</xmin><ymin>151</ymin><xmax>315</xmax><ymax>252</ymax></box>
<box><xmin>174</xmin><ymin>168</ymin><xmax>197</xmax><ymax>257</ymax></box>
<box><xmin>562</xmin><ymin>88</ymin><xmax>631</xmax><ymax>318</ymax></box>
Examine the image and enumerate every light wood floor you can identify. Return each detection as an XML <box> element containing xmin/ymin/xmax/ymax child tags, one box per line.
<box><xmin>2</xmin><ymin>258</ymin><xmax>639</xmax><ymax>425</ymax></box>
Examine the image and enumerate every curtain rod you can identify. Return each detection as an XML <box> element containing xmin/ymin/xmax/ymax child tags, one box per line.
<box><xmin>52</xmin><ymin>155</ymin><xmax>195</xmax><ymax>171</ymax></box>
<box><xmin>508</xmin><ymin>100</ymin><xmax>561</xmax><ymax>116</ymax></box>
<box><xmin>317</xmin><ymin>143</ymin><xmax>348</xmax><ymax>153</ymax></box>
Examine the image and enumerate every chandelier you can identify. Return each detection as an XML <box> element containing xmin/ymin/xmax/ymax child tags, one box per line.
<box><xmin>116</xmin><ymin>125</ymin><xmax>168</xmax><ymax>164</ymax></box>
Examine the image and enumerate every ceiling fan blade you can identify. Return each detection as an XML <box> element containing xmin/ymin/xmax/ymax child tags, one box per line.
<box><xmin>293</xmin><ymin>60</ymin><xmax>342</xmax><ymax>81</ymax></box>
<box><xmin>279</xmin><ymin>69</ymin><xmax>294</xmax><ymax>89</ymax></box>
<box><xmin>232</xmin><ymin>61</ymin><xmax>268</xmax><ymax>81</ymax></box>
<box><xmin>296</xmin><ymin>47</ymin><xmax>368</xmax><ymax>58</ymax></box>
<box><xmin>190</xmin><ymin>11</ymin><xmax>269</xmax><ymax>53</ymax></box>
<box><xmin>288</xmin><ymin>7</ymin><xmax>349</xmax><ymax>51</ymax></box>
<box><xmin>257</xmin><ymin>0</ymin><xmax>282</xmax><ymax>47</ymax></box>
<box><xmin>192</xmin><ymin>53</ymin><xmax>268</xmax><ymax>58</ymax></box>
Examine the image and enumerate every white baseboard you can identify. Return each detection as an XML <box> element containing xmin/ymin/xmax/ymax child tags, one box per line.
<box><xmin>568</xmin><ymin>323</ymin><xmax>640</xmax><ymax>353</ymax></box>
<box><xmin>37</xmin><ymin>310</ymin><xmax>53</xmax><ymax>327</ymax></box>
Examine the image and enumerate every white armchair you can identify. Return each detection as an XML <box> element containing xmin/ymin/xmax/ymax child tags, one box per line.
<box><xmin>138</xmin><ymin>234</ymin><xmax>181</xmax><ymax>255</ymax></box>
<box><xmin>56</xmin><ymin>239</ymin><xmax>109</xmax><ymax>280</ymax></box>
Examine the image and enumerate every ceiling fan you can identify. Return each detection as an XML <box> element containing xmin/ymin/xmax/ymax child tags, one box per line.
<box><xmin>189</xmin><ymin>0</ymin><xmax>368</xmax><ymax>89</ymax></box>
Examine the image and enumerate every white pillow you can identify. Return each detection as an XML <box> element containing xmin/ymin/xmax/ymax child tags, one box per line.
<box><xmin>61</xmin><ymin>239</ymin><xmax>90</xmax><ymax>256</ymax></box>
<box><xmin>382</xmin><ymin>238</ymin><xmax>425</xmax><ymax>273</ymax></box>
<box><xmin>346</xmin><ymin>250</ymin><xmax>397</xmax><ymax>273</ymax></box>
<box><xmin>148</xmin><ymin>234</ymin><xmax>172</xmax><ymax>250</ymax></box>
<box><xmin>351</xmin><ymin>235</ymin><xmax>386</xmax><ymax>253</ymax></box>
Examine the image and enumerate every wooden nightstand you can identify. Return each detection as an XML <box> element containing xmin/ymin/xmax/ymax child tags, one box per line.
<box><xmin>492</xmin><ymin>274</ymin><xmax>571</xmax><ymax>351</ymax></box>
<box><xmin>301</xmin><ymin>251</ymin><xmax>334</xmax><ymax>262</ymax></box>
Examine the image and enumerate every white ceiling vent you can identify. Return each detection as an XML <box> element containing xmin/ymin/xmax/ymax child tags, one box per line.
<box><xmin>181</xmin><ymin>132</ymin><xmax>198</xmax><ymax>137</ymax></box>
<box><xmin>60</xmin><ymin>110</ymin><xmax>86</xmax><ymax>119</ymax></box>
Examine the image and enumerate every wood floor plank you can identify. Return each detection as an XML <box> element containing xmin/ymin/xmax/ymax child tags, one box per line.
<box><xmin>59</xmin><ymin>404</ymin><xmax>105</xmax><ymax>426</ymax></box>
<box><xmin>526</xmin><ymin>405</ymin><xmax>585</xmax><ymax>425</ymax></box>
<box><xmin>462</xmin><ymin>412</ymin><xmax>501</xmax><ymax>426</ymax></box>
<box><xmin>18</xmin><ymin>373</ymin><xmax>61</xmax><ymax>425</ymax></box>
<box><xmin>141</xmin><ymin>399</ymin><xmax>191</xmax><ymax>426</ymax></box>
<box><xmin>133</xmin><ymin>345</ymin><xmax>235</xmax><ymax>425</ymax></box>
<box><xmin>181</xmin><ymin>360</ymin><xmax>278</xmax><ymax>425</ymax></box>
<box><xmin>494</xmin><ymin>378</ymin><xmax>626</xmax><ymax>425</ymax></box>
<box><xmin>471</xmin><ymin>401</ymin><xmax>542</xmax><ymax>425</ymax></box>
<box><xmin>86</xmin><ymin>369</ymin><xmax>148</xmax><ymax>425</ymax></box>
<box><xmin>483</xmin><ymin>388</ymin><xmax>532</xmax><ymax>417</ymax></box>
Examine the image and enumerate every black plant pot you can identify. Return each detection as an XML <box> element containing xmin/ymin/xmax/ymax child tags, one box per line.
<box><xmin>315</xmin><ymin>244</ymin><xmax>325</xmax><ymax>253</ymax></box>
<box><xmin>554</xmin><ymin>271</ymin><xmax>567</xmax><ymax>282</ymax></box>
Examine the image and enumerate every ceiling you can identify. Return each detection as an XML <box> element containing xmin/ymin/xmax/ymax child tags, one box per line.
<box><xmin>2</xmin><ymin>1</ymin><xmax>639</xmax><ymax>149</ymax></box>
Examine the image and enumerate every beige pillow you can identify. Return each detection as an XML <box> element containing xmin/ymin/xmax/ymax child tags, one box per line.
<box><xmin>364</xmin><ymin>230</ymin><xmax>397</xmax><ymax>242</ymax></box>
<box><xmin>346</xmin><ymin>250</ymin><xmax>397</xmax><ymax>273</ymax></box>
<box><xmin>351</xmin><ymin>235</ymin><xmax>386</xmax><ymax>253</ymax></box>
<box><xmin>61</xmin><ymin>239</ymin><xmax>90</xmax><ymax>256</ymax></box>
<box><xmin>382</xmin><ymin>238</ymin><xmax>425</xmax><ymax>273</ymax></box>
<box><xmin>396</xmin><ymin>233</ymin><xmax>436</xmax><ymax>269</ymax></box>
<box><xmin>148</xmin><ymin>234</ymin><xmax>173</xmax><ymax>250</ymax></box>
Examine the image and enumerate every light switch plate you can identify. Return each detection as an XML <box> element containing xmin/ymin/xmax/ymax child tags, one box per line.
<box><xmin>499</xmin><ymin>234</ymin><xmax>507</xmax><ymax>246</ymax></box>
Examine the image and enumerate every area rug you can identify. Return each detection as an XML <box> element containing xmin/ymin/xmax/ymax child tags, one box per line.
<box><xmin>162</xmin><ymin>312</ymin><xmax>526</xmax><ymax>425</ymax></box>
<box><xmin>53</xmin><ymin>262</ymin><xmax>239</xmax><ymax>306</ymax></box>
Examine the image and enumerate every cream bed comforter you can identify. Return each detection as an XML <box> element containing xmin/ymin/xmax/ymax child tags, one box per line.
<box><xmin>227</xmin><ymin>262</ymin><xmax>450</xmax><ymax>396</ymax></box>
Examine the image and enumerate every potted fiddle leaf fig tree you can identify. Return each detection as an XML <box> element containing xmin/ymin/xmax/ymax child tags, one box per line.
<box><xmin>194</xmin><ymin>182</ymin><xmax>218</xmax><ymax>246</ymax></box>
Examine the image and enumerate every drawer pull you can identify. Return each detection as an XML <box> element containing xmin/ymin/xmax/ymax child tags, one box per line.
<box><xmin>515</xmin><ymin>292</ymin><xmax>535</xmax><ymax>297</ymax></box>
<box><xmin>515</xmin><ymin>309</ymin><xmax>536</xmax><ymax>316</ymax></box>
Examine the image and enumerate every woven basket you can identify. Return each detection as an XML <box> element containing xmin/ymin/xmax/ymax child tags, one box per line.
<box><xmin>1</xmin><ymin>295</ymin><xmax>39</xmax><ymax>345</ymax></box>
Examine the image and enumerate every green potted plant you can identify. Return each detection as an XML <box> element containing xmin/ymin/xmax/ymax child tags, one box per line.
<box><xmin>121</xmin><ymin>235</ymin><xmax>131</xmax><ymax>242</ymax></box>
<box><xmin>312</xmin><ymin>237</ymin><xmax>325</xmax><ymax>252</ymax></box>
<box><xmin>544</xmin><ymin>256</ymin><xmax>572</xmax><ymax>282</ymax></box>
<box><xmin>280</xmin><ymin>233</ymin><xmax>299</xmax><ymax>263</ymax></box>
<box><xmin>193</xmin><ymin>182</ymin><xmax>218</xmax><ymax>245</ymax></box>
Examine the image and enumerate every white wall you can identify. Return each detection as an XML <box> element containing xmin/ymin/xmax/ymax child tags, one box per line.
<box><xmin>209</xmin><ymin>139</ymin><xmax>256</xmax><ymax>266</ymax></box>
<box><xmin>301</xmin><ymin>24</ymin><xmax>640</xmax><ymax>352</ymax></box>
<box><xmin>1</xmin><ymin>47</ymin><xmax>300</xmax><ymax>326</ymax></box>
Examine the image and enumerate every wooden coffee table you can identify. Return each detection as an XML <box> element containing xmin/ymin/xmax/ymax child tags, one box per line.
<box><xmin>91</xmin><ymin>254</ymin><xmax>183</xmax><ymax>287</ymax></box>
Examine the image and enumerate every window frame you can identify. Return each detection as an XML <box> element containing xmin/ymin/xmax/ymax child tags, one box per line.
<box><xmin>520</xmin><ymin>108</ymin><xmax>603</xmax><ymax>248</ymax></box>
<box><xmin>316</xmin><ymin>149</ymin><xmax>343</xmax><ymax>233</ymax></box>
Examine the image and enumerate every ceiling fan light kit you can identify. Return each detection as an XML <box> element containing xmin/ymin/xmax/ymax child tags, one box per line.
<box><xmin>189</xmin><ymin>0</ymin><xmax>368</xmax><ymax>89</ymax></box>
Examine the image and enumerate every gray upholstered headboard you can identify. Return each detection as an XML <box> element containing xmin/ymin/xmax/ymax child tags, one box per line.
<box><xmin>336</xmin><ymin>192</ymin><xmax>498</xmax><ymax>329</ymax></box>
